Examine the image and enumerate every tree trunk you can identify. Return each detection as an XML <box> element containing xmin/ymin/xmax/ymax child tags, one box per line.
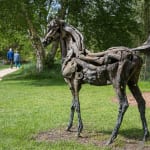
<box><xmin>30</xmin><ymin>32</ymin><xmax>45</xmax><ymax>72</ymax></box>
<box><xmin>21</xmin><ymin>3</ymin><xmax>45</xmax><ymax>72</ymax></box>
<box><xmin>45</xmin><ymin>0</ymin><xmax>67</xmax><ymax>67</ymax></box>
<box><xmin>144</xmin><ymin>0</ymin><xmax>150</xmax><ymax>80</ymax></box>
<box><xmin>144</xmin><ymin>0</ymin><xmax>150</xmax><ymax>35</ymax></box>
<box><xmin>46</xmin><ymin>41</ymin><xmax>59</xmax><ymax>67</ymax></box>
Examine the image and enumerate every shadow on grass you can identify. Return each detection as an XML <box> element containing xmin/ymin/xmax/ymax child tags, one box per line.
<box><xmin>34</xmin><ymin>125</ymin><xmax>150</xmax><ymax>149</ymax></box>
<box><xmin>36</xmin><ymin>125</ymin><xmax>149</xmax><ymax>142</ymax></box>
<box><xmin>100</xmin><ymin>127</ymin><xmax>147</xmax><ymax>141</ymax></box>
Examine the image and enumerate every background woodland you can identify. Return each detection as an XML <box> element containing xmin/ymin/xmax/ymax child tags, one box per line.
<box><xmin>0</xmin><ymin>0</ymin><xmax>150</xmax><ymax>79</ymax></box>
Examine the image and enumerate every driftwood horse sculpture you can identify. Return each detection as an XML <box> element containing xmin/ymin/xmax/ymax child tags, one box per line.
<box><xmin>43</xmin><ymin>19</ymin><xmax>150</xmax><ymax>144</ymax></box>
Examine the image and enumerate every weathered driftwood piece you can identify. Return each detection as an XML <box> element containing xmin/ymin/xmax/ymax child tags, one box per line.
<box><xmin>42</xmin><ymin>19</ymin><xmax>150</xmax><ymax>145</ymax></box>
<box><xmin>86</xmin><ymin>46</ymin><xmax>129</xmax><ymax>57</ymax></box>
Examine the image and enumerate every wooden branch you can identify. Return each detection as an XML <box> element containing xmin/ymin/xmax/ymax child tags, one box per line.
<box><xmin>79</xmin><ymin>55</ymin><xmax>105</xmax><ymax>65</ymax></box>
<box><xmin>86</xmin><ymin>47</ymin><xmax>129</xmax><ymax>57</ymax></box>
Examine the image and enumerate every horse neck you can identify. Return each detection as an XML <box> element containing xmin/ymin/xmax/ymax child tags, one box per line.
<box><xmin>60</xmin><ymin>37</ymin><xmax>67</xmax><ymax>63</ymax></box>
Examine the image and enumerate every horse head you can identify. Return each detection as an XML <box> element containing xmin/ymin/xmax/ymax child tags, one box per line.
<box><xmin>42</xmin><ymin>19</ymin><xmax>65</xmax><ymax>47</ymax></box>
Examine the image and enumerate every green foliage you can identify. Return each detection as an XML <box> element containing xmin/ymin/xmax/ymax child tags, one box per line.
<box><xmin>0</xmin><ymin>0</ymin><xmax>148</xmax><ymax>74</ymax></box>
<box><xmin>0</xmin><ymin>0</ymin><xmax>49</xmax><ymax>61</ymax></box>
<box><xmin>0</xmin><ymin>31</ymin><xmax>33</xmax><ymax>61</ymax></box>
<box><xmin>66</xmin><ymin>0</ymin><xmax>143</xmax><ymax>51</ymax></box>
<box><xmin>0</xmin><ymin>29</ymin><xmax>26</xmax><ymax>59</ymax></box>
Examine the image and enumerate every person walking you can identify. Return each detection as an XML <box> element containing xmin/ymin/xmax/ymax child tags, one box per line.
<box><xmin>14</xmin><ymin>51</ymin><xmax>21</xmax><ymax>68</ymax></box>
<box><xmin>7</xmin><ymin>48</ymin><xmax>14</xmax><ymax>68</ymax></box>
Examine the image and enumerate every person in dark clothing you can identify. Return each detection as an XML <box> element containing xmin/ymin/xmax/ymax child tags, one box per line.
<box><xmin>7</xmin><ymin>48</ymin><xmax>14</xmax><ymax>68</ymax></box>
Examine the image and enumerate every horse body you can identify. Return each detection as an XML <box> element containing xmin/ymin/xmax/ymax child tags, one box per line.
<box><xmin>43</xmin><ymin>19</ymin><xmax>149</xmax><ymax>144</ymax></box>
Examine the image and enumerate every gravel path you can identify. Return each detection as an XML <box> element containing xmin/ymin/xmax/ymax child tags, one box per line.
<box><xmin>0</xmin><ymin>68</ymin><xmax>19</xmax><ymax>80</ymax></box>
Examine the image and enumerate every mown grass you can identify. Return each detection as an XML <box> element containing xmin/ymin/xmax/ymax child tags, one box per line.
<box><xmin>0</xmin><ymin>63</ymin><xmax>150</xmax><ymax>150</ymax></box>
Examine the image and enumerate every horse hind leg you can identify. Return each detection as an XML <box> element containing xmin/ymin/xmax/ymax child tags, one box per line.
<box><xmin>106</xmin><ymin>82</ymin><xmax>129</xmax><ymax>145</ymax></box>
<box><xmin>128</xmin><ymin>80</ymin><xmax>149</xmax><ymax>141</ymax></box>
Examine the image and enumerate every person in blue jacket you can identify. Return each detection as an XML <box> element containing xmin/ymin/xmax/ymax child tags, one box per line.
<box><xmin>7</xmin><ymin>48</ymin><xmax>14</xmax><ymax>68</ymax></box>
<box><xmin>14</xmin><ymin>51</ymin><xmax>21</xmax><ymax>68</ymax></box>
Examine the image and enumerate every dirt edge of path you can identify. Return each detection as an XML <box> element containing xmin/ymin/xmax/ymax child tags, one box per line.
<box><xmin>112</xmin><ymin>92</ymin><xmax>150</xmax><ymax>107</ymax></box>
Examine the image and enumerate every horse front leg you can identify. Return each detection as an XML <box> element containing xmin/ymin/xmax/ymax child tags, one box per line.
<box><xmin>73</xmin><ymin>79</ymin><xmax>83</xmax><ymax>137</ymax></box>
<box><xmin>66</xmin><ymin>92</ymin><xmax>75</xmax><ymax>131</ymax></box>
<box><xmin>66</xmin><ymin>79</ymin><xmax>75</xmax><ymax>131</ymax></box>
<box><xmin>66</xmin><ymin>79</ymin><xmax>83</xmax><ymax>136</ymax></box>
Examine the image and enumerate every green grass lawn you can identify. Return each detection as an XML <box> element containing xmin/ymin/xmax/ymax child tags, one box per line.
<box><xmin>0</xmin><ymin>65</ymin><xmax>150</xmax><ymax>150</ymax></box>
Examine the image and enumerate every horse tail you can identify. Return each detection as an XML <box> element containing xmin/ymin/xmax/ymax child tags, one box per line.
<box><xmin>131</xmin><ymin>35</ymin><xmax>150</xmax><ymax>54</ymax></box>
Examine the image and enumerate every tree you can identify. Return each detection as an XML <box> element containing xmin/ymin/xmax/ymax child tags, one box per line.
<box><xmin>144</xmin><ymin>0</ymin><xmax>150</xmax><ymax>36</ymax></box>
<box><xmin>0</xmin><ymin>0</ymin><xmax>49</xmax><ymax>72</ymax></box>
<box><xmin>0</xmin><ymin>0</ymin><xmax>146</xmax><ymax>72</ymax></box>
<box><xmin>58</xmin><ymin>0</ymin><xmax>143</xmax><ymax>51</ymax></box>
<box><xmin>143</xmin><ymin>0</ymin><xmax>150</xmax><ymax>80</ymax></box>
<box><xmin>21</xmin><ymin>1</ymin><xmax>46</xmax><ymax>72</ymax></box>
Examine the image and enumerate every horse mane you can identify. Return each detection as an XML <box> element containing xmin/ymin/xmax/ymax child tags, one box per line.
<box><xmin>63</xmin><ymin>23</ymin><xmax>86</xmax><ymax>56</ymax></box>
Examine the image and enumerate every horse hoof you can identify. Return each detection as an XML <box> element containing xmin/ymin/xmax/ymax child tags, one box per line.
<box><xmin>66</xmin><ymin>127</ymin><xmax>71</xmax><ymax>132</ymax></box>
<box><xmin>76</xmin><ymin>133</ymin><xmax>82</xmax><ymax>138</ymax></box>
<box><xmin>105</xmin><ymin>141</ymin><xmax>111</xmax><ymax>146</ymax></box>
<box><xmin>78</xmin><ymin>123</ymin><xmax>83</xmax><ymax>133</ymax></box>
<box><xmin>66</xmin><ymin>124</ymin><xmax>73</xmax><ymax>131</ymax></box>
<box><xmin>143</xmin><ymin>131</ymin><xmax>150</xmax><ymax>141</ymax></box>
<box><xmin>105</xmin><ymin>139</ymin><xmax>113</xmax><ymax>145</ymax></box>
